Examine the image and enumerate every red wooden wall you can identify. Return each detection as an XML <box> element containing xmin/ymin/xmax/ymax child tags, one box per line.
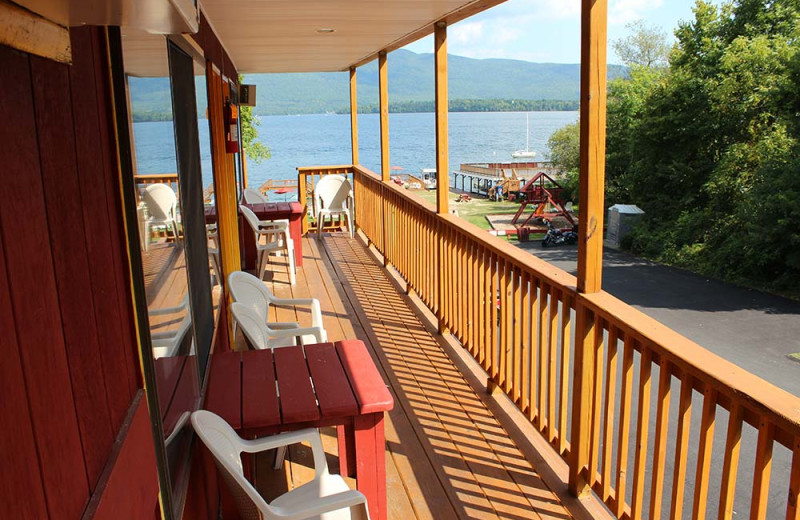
<box><xmin>0</xmin><ymin>28</ymin><xmax>158</xmax><ymax>518</ymax></box>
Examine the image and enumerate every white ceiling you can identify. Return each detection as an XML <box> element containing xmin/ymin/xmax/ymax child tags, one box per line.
<box><xmin>199</xmin><ymin>0</ymin><xmax>507</xmax><ymax>73</ymax></box>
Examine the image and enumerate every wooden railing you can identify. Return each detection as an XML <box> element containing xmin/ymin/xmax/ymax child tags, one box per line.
<box><xmin>333</xmin><ymin>163</ymin><xmax>800</xmax><ymax>520</ymax></box>
<box><xmin>134</xmin><ymin>173</ymin><xmax>178</xmax><ymax>185</ymax></box>
<box><xmin>297</xmin><ymin>165</ymin><xmax>354</xmax><ymax>235</ymax></box>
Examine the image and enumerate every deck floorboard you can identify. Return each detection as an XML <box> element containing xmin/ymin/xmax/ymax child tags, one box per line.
<box><xmin>247</xmin><ymin>233</ymin><xmax>572</xmax><ymax>520</ymax></box>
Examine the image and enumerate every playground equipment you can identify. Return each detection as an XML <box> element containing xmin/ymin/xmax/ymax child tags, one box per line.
<box><xmin>511</xmin><ymin>172</ymin><xmax>576</xmax><ymax>229</ymax></box>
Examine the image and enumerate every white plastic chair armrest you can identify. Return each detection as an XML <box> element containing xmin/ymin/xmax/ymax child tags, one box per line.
<box><xmin>268</xmin><ymin>326</ymin><xmax>324</xmax><ymax>343</ymax></box>
<box><xmin>258</xmin><ymin>220</ymin><xmax>288</xmax><ymax>231</ymax></box>
<box><xmin>276</xmin><ymin>490</ymin><xmax>367</xmax><ymax>520</ymax></box>
<box><xmin>149</xmin><ymin>304</ymin><xmax>187</xmax><ymax>316</ymax></box>
<box><xmin>268</xmin><ymin>322</ymin><xmax>301</xmax><ymax>330</ymax></box>
<box><xmin>239</xmin><ymin>427</ymin><xmax>327</xmax><ymax>478</ymax></box>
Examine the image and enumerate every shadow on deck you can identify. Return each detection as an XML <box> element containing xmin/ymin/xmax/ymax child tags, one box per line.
<box><xmin>247</xmin><ymin>232</ymin><xmax>598</xmax><ymax>520</ymax></box>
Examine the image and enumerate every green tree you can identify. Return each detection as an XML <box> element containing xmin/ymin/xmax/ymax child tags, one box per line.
<box><xmin>547</xmin><ymin>122</ymin><xmax>580</xmax><ymax>200</ymax></box>
<box><xmin>612</xmin><ymin>20</ymin><xmax>672</xmax><ymax>68</ymax></box>
<box><xmin>238</xmin><ymin>76</ymin><xmax>271</xmax><ymax>164</ymax></box>
<box><xmin>608</xmin><ymin>0</ymin><xmax>800</xmax><ymax>294</ymax></box>
<box><xmin>240</xmin><ymin>104</ymin><xmax>271</xmax><ymax>164</ymax></box>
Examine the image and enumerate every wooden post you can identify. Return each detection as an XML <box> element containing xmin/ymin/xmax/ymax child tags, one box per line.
<box><xmin>570</xmin><ymin>0</ymin><xmax>608</xmax><ymax>498</ymax></box>
<box><xmin>207</xmin><ymin>65</ymin><xmax>241</xmax><ymax>346</ymax></box>
<box><xmin>350</xmin><ymin>67</ymin><xmax>359</xmax><ymax>165</ymax></box>
<box><xmin>576</xmin><ymin>0</ymin><xmax>608</xmax><ymax>294</ymax></box>
<box><xmin>241</xmin><ymin>148</ymin><xmax>248</xmax><ymax>188</ymax></box>
<box><xmin>379</xmin><ymin>52</ymin><xmax>389</xmax><ymax>182</ymax></box>
<box><xmin>434</xmin><ymin>21</ymin><xmax>450</xmax><ymax>335</ymax></box>
<box><xmin>434</xmin><ymin>22</ymin><xmax>449</xmax><ymax>216</ymax></box>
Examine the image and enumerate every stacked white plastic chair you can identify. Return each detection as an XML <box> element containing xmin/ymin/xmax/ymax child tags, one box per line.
<box><xmin>140</xmin><ymin>183</ymin><xmax>179</xmax><ymax>251</ymax></box>
<box><xmin>240</xmin><ymin>205</ymin><xmax>296</xmax><ymax>285</ymax></box>
<box><xmin>191</xmin><ymin>410</ymin><xmax>370</xmax><ymax>520</ymax></box>
<box><xmin>228</xmin><ymin>271</ymin><xmax>326</xmax><ymax>347</ymax></box>
<box><xmin>312</xmin><ymin>175</ymin><xmax>354</xmax><ymax>239</ymax></box>
<box><xmin>148</xmin><ymin>294</ymin><xmax>192</xmax><ymax>359</ymax></box>
<box><xmin>243</xmin><ymin>187</ymin><xmax>269</xmax><ymax>204</ymax></box>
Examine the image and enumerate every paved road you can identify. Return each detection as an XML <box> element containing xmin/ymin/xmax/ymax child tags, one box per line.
<box><xmin>519</xmin><ymin>242</ymin><xmax>800</xmax><ymax>397</ymax></box>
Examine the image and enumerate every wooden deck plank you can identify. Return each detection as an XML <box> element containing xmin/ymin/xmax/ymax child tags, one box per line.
<box><xmin>251</xmin><ymin>234</ymin><xmax>574</xmax><ymax>520</ymax></box>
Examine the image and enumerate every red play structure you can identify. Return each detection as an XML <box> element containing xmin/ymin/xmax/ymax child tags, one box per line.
<box><xmin>512</xmin><ymin>172</ymin><xmax>577</xmax><ymax>229</ymax></box>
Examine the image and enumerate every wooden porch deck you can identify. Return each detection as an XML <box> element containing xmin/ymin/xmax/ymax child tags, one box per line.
<box><xmin>246</xmin><ymin>232</ymin><xmax>578</xmax><ymax>520</ymax></box>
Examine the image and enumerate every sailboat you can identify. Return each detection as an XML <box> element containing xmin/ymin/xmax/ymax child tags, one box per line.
<box><xmin>512</xmin><ymin>113</ymin><xmax>537</xmax><ymax>159</ymax></box>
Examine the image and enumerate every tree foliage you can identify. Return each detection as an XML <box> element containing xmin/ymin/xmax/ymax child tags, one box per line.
<box><xmin>547</xmin><ymin>121</ymin><xmax>580</xmax><ymax>201</ymax></box>
<box><xmin>240</xmin><ymin>104</ymin><xmax>271</xmax><ymax>164</ymax></box>
<box><xmin>605</xmin><ymin>0</ymin><xmax>800</xmax><ymax>295</ymax></box>
<box><xmin>612</xmin><ymin>20</ymin><xmax>672</xmax><ymax>68</ymax></box>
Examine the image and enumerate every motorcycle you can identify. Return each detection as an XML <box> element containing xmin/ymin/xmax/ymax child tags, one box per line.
<box><xmin>541</xmin><ymin>220</ymin><xmax>578</xmax><ymax>247</ymax></box>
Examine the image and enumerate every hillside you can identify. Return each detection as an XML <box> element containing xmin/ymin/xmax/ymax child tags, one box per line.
<box><xmin>129</xmin><ymin>49</ymin><xmax>626</xmax><ymax>117</ymax></box>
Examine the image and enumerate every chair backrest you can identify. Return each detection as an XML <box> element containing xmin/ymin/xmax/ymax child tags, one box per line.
<box><xmin>191</xmin><ymin>411</ymin><xmax>269</xmax><ymax>519</ymax></box>
<box><xmin>231</xmin><ymin>302</ymin><xmax>271</xmax><ymax>350</ymax></box>
<box><xmin>228</xmin><ymin>271</ymin><xmax>273</xmax><ymax>322</ymax></box>
<box><xmin>243</xmin><ymin>187</ymin><xmax>269</xmax><ymax>204</ymax></box>
<box><xmin>143</xmin><ymin>183</ymin><xmax>177</xmax><ymax>221</ymax></box>
<box><xmin>314</xmin><ymin>174</ymin><xmax>351</xmax><ymax>212</ymax></box>
<box><xmin>239</xmin><ymin>205</ymin><xmax>261</xmax><ymax>235</ymax></box>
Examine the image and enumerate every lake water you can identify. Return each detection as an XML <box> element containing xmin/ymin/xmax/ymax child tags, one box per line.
<box><xmin>132</xmin><ymin>111</ymin><xmax>578</xmax><ymax>195</ymax></box>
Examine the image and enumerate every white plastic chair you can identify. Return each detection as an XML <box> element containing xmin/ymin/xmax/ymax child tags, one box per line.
<box><xmin>207</xmin><ymin>223</ymin><xmax>222</xmax><ymax>286</ymax></box>
<box><xmin>149</xmin><ymin>294</ymin><xmax>193</xmax><ymax>359</ymax></box>
<box><xmin>243</xmin><ymin>187</ymin><xmax>269</xmax><ymax>204</ymax></box>
<box><xmin>231</xmin><ymin>302</ymin><xmax>324</xmax><ymax>350</ymax></box>
<box><xmin>191</xmin><ymin>411</ymin><xmax>370</xmax><ymax>520</ymax></box>
<box><xmin>240</xmin><ymin>205</ymin><xmax>296</xmax><ymax>285</ymax></box>
<box><xmin>141</xmin><ymin>183</ymin><xmax>179</xmax><ymax>252</ymax></box>
<box><xmin>228</xmin><ymin>271</ymin><xmax>327</xmax><ymax>343</ymax></box>
<box><xmin>313</xmin><ymin>175</ymin><xmax>354</xmax><ymax>240</ymax></box>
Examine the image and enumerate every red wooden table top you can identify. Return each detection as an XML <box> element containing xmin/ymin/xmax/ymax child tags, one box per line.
<box><xmin>205</xmin><ymin>340</ymin><xmax>393</xmax><ymax>432</ymax></box>
<box><xmin>204</xmin><ymin>202</ymin><xmax>302</xmax><ymax>222</ymax></box>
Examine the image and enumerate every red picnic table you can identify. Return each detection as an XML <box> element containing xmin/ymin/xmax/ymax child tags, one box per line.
<box><xmin>204</xmin><ymin>201</ymin><xmax>304</xmax><ymax>269</ymax></box>
<box><xmin>204</xmin><ymin>340</ymin><xmax>394</xmax><ymax>520</ymax></box>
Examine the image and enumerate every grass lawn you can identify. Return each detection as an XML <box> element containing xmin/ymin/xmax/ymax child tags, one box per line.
<box><xmin>411</xmin><ymin>189</ymin><xmax>522</xmax><ymax>231</ymax></box>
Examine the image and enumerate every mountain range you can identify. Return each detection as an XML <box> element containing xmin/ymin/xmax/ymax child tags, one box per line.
<box><xmin>129</xmin><ymin>49</ymin><xmax>626</xmax><ymax>118</ymax></box>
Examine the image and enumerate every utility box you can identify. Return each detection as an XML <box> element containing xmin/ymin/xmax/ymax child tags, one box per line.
<box><xmin>605</xmin><ymin>204</ymin><xmax>644</xmax><ymax>248</ymax></box>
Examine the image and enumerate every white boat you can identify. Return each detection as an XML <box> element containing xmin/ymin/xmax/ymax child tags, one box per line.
<box><xmin>512</xmin><ymin>113</ymin><xmax>537</xmax><ymax>159</ymax></box>
<box><xmin>420</xmin><ymin>168</ymin><xmax>437</xmax><ymax>190</ymax></box>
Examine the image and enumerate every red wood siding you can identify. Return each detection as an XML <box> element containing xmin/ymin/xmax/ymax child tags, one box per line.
<box><xmin>0</xmin><ymin>26</ymin><xmax>154</xmax><ymax>517</ymax></box>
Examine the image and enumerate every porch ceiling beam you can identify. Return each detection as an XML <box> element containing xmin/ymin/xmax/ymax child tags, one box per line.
<box><xmin>0</xmin><ymin>0</ymin><xmax>71</xmax><ymax>64</ymax></box>
<box><xmin>576</xmin><ymin>0</ymin><xmax>608</xmax><ymax>294</ymax></box>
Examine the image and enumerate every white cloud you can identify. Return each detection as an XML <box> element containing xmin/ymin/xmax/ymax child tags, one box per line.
<box><xmin>609</xmin><ymin>0</ymin><xmax>664</xmax><ymax>25</ymax></box>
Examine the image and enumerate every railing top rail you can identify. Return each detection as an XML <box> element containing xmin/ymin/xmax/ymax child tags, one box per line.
<box><xmin>581</xmin><ymin>290</ymin><xmax>800</xmax><ymax>444</ymax></box>
<box><xmin>134</xmin><ymin>173</ymin><xmax>178</xmax><ymax>179</ymax></box>
<box><xmin>296</xmin><ymin>165</ymin><xmax>353</xmax><ymax>172</ymax></box>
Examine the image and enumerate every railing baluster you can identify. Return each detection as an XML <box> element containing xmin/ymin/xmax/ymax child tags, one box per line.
<box><xmin>558</xmin><ymin>293</ymin><xmax>572</xmax><ymax>457</ymax></box>
<box><xmin>670</xmin><ymin>371</ymin><xmax>694</xmax><ymax>520</ymax></box>
<box><xmin>512</xmin><ymin>266</ymin><xmax>523</xmax><ymax>402</ymax></box>
<box><xmin>692</xmin><ymin>385</ymin><xmax>718</xmax><ymax>520</ymax></box>
<box><xmin>648</xmin><ymin>359</ymin><xmax>672</xmax><ymax>520</ymax></box>
<box><xmin>529</xmin><ymin>279</ymin><xmax>540</xmax><ymax>423</ymax></box>
<box><xmin>751</xmin><ymin>419</ymin><xmax>775</xmax><ymax>520</ymax></box>
<box><xmin>547</xmin><ymin>286</ymin><xmax>559</xmax><ymax>443</ymax></box>
<box><xmin>489</xmin><ymin>251</ymin><xmax>498</xmax><ymax>380</ymax></box>
<box><xmin>502</xmin><ymin>259</ymin><xmax>514</xmax><ymax>392</ymax></box>
<box><xmin>589</xmin><ymin>315</ymin><xmax>605</xmax><ymax>487</ymax></box>
<box><xmin>602</xmin><ymin>326</ymin><xmax>620</xmax><ymax>502</ymax></box>
<box><xmin>520</xmin><ymin>271</ymin><xmax>531</xmax><ymax>415</ymax></box>
<box><xmin>538</xmin><ymin>282</ymin><xmax>549</xmax><ymax>430</ymax></box>
<box><xmin>788</xmin><ymin>437</ymin><xmax>800</xmax><ymax>520</ymax></box>
<box><xmin>631</xmin><ymin>346</ymin><xmax>652</xmax><ymax>519</ymax></box>
<box><xmin>614</xmin><ymin>333</ymin><xmax>634</xmax><ymax>517</ymax></box>
<box><xmin>718</xmin><ymin>403</ymin><xmax>743</xmax><ymax>520</ymax></box>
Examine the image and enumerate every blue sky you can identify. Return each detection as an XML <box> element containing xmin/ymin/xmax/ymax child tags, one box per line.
<box><xmin>404</xmin><ymin>0</ymin><xmax>711</xmax><ymax>64</ymax></box>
